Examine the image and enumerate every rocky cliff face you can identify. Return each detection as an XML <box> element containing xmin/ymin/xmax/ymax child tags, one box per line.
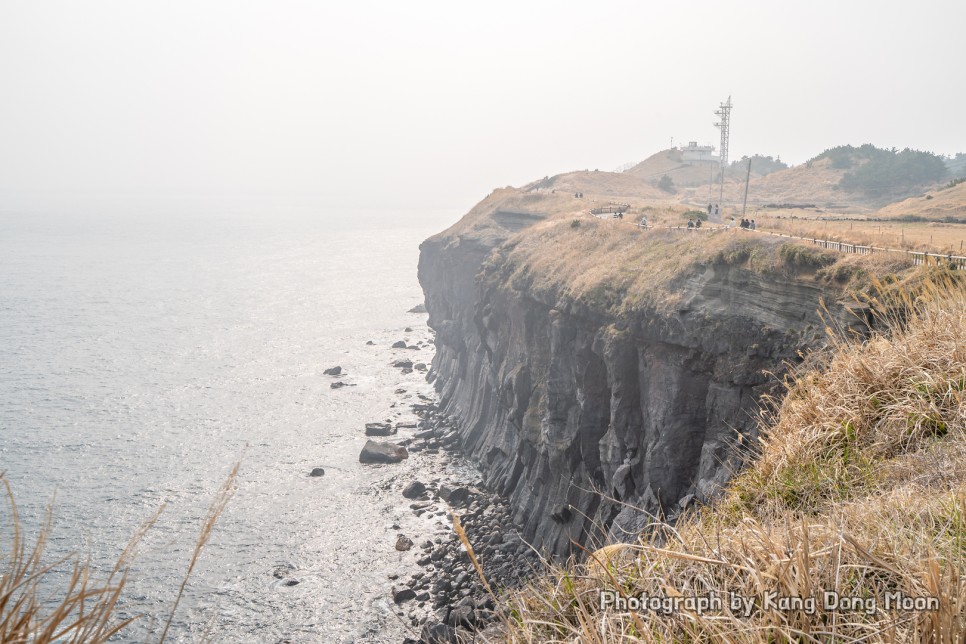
<box><xmin>418</xmin><ymin>213</ymin><xmax>860</xmax><ymax>558</ymax></box>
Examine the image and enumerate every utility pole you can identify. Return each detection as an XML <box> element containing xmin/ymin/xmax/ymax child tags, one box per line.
<box><xmin>714</xmin><ymin>96</ymin><xmax>732</xmax><ymax>213</ymax></box>
<box><xmin>741</xmin><ymin>157</ymin><xmax>752</xmax><ymax>217</ymax></box>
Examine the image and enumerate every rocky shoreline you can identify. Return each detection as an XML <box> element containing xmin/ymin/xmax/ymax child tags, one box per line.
<box><xmin>389</xmin><ymin>401</ymin><xmax>542</xmax><ymax>643</ymax></box>
<box><xmin>327</xmin><ymin>324</ymin><xmax>541</xmax><ymax>643</ymax></box>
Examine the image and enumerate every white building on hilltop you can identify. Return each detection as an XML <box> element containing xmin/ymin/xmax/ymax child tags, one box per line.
<box><xmin>680</xmin><ymin>141</ymin><xmax>718</xmax><ymax>164</ymax></box>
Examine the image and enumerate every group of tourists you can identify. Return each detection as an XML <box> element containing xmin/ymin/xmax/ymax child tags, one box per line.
<box><xmin>723</xmin><ymin>217</ymin><xmax>756</xmax><ymax>230</ymax></box>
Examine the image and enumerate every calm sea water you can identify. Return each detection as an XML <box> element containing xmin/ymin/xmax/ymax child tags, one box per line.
<box><xmin>0</xmin><ymin>208</ymin><xmax>453</xmax><ymax>642</ymax></box>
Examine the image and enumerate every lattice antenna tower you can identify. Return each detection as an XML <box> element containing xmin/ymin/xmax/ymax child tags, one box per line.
<box><xmin>714</xmin><ymin>96</ymin><xmax>732</xmax><ymax>170</ymax></box>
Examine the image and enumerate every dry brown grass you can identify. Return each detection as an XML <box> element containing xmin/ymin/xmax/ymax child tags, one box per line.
<box><xmin>497</xmin><ymin>272</ymin><xmax>966</xmax><ymax>643</ymax></box>
<box><xmin>0</xmin><ymin>462</ymin><xmax>239</xmax><ymax>643</ymax></box>
<box><xmin>732</xmin><ymin>272</ymin><xmax>966</xmax><ymax>515</ymax></box>
<box><xmin>479</xmin><ymin>215</ymin><xmax>902</xmax><ymax>316</ymax></box>
<box><xmin>755</xmin><ymin>217</ymin><xmax>966</xmax><ymax>255</ymax></box>
<box><xmin>0</xmin><ymin>475</ymin><xmax>141</xmax><ymax>643</ymax></box>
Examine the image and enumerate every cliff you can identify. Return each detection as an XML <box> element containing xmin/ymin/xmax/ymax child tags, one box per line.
<box><xmin>418</xmin><ymin>189</ymin><xmax>894</xmax><ymax>558</ymax></box>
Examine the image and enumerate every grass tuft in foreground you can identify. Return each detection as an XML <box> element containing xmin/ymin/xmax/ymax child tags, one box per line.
<box><xmin>0</xmin><ymin>461</ymin><xmax>239</xmax><ymax>643</ymax></box>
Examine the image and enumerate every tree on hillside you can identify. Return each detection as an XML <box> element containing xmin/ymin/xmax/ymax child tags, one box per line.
<box><xmin>810</xmin><ymin>144</ymin><xmax>948</xmax><ymax>196</ymax></box>
<box><xmin>657</xmin><ymin>175</ymin><xmax>676</xmax><ymax>193</ymax></box>
<box><xmin>947</xmin><ymin>153</ymin><xmax>966</xmax><ymax>178</ymax></box>
<box><xmin>727</xmin><ymin>154</ymin><xmax>788</xmax><ymax>177</ymax></box>
<box><xmin>838</xmin><ymin>148</ymin><xmax>947</xmax><ymax>196</ymax></box>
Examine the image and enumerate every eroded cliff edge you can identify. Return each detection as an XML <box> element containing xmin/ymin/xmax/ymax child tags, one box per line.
<box><xmin>418</xmin><ymin>191</ymin><xmax>876</xmax><ymax>558</ymax></box>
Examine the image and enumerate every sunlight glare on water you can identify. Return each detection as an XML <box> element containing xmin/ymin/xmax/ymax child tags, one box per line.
<box><xmin>0</xmin><ymin>208</ymin><xmax>452</xmax><ymax>642</ymax></box>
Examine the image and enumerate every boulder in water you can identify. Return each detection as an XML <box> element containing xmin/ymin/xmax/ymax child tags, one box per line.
<box><xmin>364</xmin><ymin>422</ymin><xmax>396</xmax><ymax>436</ymax></box>
<box><xmin>402</xmin><ymin>480</ymin><xmax>426</xmax><ymax>498</ymax></box>
<box><xmin>359</xmin><ymin>440</ymin><xmax>409</xmax><ymax>464</ymax></box>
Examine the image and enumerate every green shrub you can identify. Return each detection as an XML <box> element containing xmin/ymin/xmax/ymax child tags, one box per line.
<box><xmin>779</xmin><ymin>243</ymin><xmax>837</xmax><ymax>269</ymax></box>
<box><xmin>682</xmin><ymin>209</ymin><xmax>708</xmax><ymax>221</ymax></box>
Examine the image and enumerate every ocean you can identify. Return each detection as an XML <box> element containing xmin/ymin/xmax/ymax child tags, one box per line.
<box><xmin>0</xmin><ymin>207</ymin><xmax>455</xmax><ymax>642</ymax></box>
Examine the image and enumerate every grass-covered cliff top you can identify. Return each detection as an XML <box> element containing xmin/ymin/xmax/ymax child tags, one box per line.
<box><xmin>493</xmin><ymin>273</ymin><xmax>966</xmax><ymax>642</ymax></box>
<box><xmin>479</xmin><ymin>213</ymin><xmax>914</xmax><ymax>316</ymax></box>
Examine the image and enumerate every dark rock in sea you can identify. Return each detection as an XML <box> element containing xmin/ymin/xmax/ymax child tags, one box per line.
<box><xmin>392</xmin><ymin>587</ymin><xmax>416</xmax><ymax>604</ymax></box>
<box><xmin>395</xmin><ymin>535</ymin><xmax>414</xmax><ymax>551</ymax></box>
<box><xmin>408</xmin><ymin>303</ymin><xmax>427</xmax><ymax>313</ymax></box>
<box><xmin>393</xmin><ymin>358</ymin><xmax>413</xmax><ymax>369</ymax></box>
<box><xmin>366</xmin><ymin>340</ymin><xmax>375</xmax><ymax>345</ymax></box>
<box><xmin>405</xmin><ymin>326</ymin><xmax>413</xmax><ymax>332</ymax></box>
<box><xmin>309</xmin><ymin>467</ymin><xmax>325</xmax><ymax>477</ymax></box>
<box><xmin>322</xmin><ymin>366</ymin><xmax>342</xmax><ymax>376</ymax></box>
<box><xmin>272</xmin><ymin>563</ymin><xmax>297</xmax><ymax>579</ymax></box>
<box><xmin>416</xmin><ymin>555</ymin><xmax>432</xmax><ymax>566</ymax></box>
<box><xmin>402</xmin><ymin>480</ymin><xmax>426</xmax><ymax>499</ymax></box>
<box><xmin>414</xmin><ymin>363</ymin><xmax>428</xmax><ymax>371</ymax></box>
<box><xmin>392</xmin><ymin>340</ymin><xmax>407</xmax><ymax>348</ymax></box>
<box><xmin>364</xmin><ymin>422</ymin><xmax>396</xmax><ymax>437</ymax></box>
<box><xmin>281</xmin><ymin>578</ymin><xmax>300</xmax><ymax>587</ymax></box>
<box><xmin>359</xmin><ymin>440</ymin><xmax>409</xmax><ymax>464</ymax></box>
<box><xmin>401</xmin><ymin>367</ymin><xmax>413</xmax><ymax>374</ymax></box>
<box><xmin>329</xmin><ymin>381</ymin><xmax>349</xmax><ymax>389</ymax></box>
<box><xmin>407</xmin><ymin>345</ymin><xmax>420</xmax><ymax>350</ymax></box>
<box><xmin>396</xmin><ymin>422</ymin><xmax>418</xmax><ymax>429</ymax></box>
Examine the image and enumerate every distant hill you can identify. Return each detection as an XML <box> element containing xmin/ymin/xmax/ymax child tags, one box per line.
<box><xmin>676</xmin><ymin>157</ymin><xmax>865</xmax><ymax>208</ymax></box>
<box><xmin>677</xmin><ymin>146</ymin><xmax>953</xmax><ymax>210</ymax></box>
<box><xmin>874</xmin><ymin>179</ymin><xmax>966</xmax><ymax>220</ymax></box>
<box><xmin>625</xmin><ymin>149</ymin><xmax>719</xmax><ymax>187</ymax></box>
<box><xmin>479</xmin><ymin>145</ymin><xmax>966</xmax><ymax>227</ymax></box>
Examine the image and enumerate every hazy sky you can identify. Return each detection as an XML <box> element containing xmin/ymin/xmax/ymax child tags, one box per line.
<box><xmin>2</xmin><ymin>1</ymin><xmax>964</xmax><ymax>214</ymax></box>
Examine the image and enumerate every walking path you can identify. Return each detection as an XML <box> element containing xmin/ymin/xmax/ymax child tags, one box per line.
<box><xmin>652</xmin><ymin>223</ymin><xmax>966</xmax><ymax>269</ymax></box>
